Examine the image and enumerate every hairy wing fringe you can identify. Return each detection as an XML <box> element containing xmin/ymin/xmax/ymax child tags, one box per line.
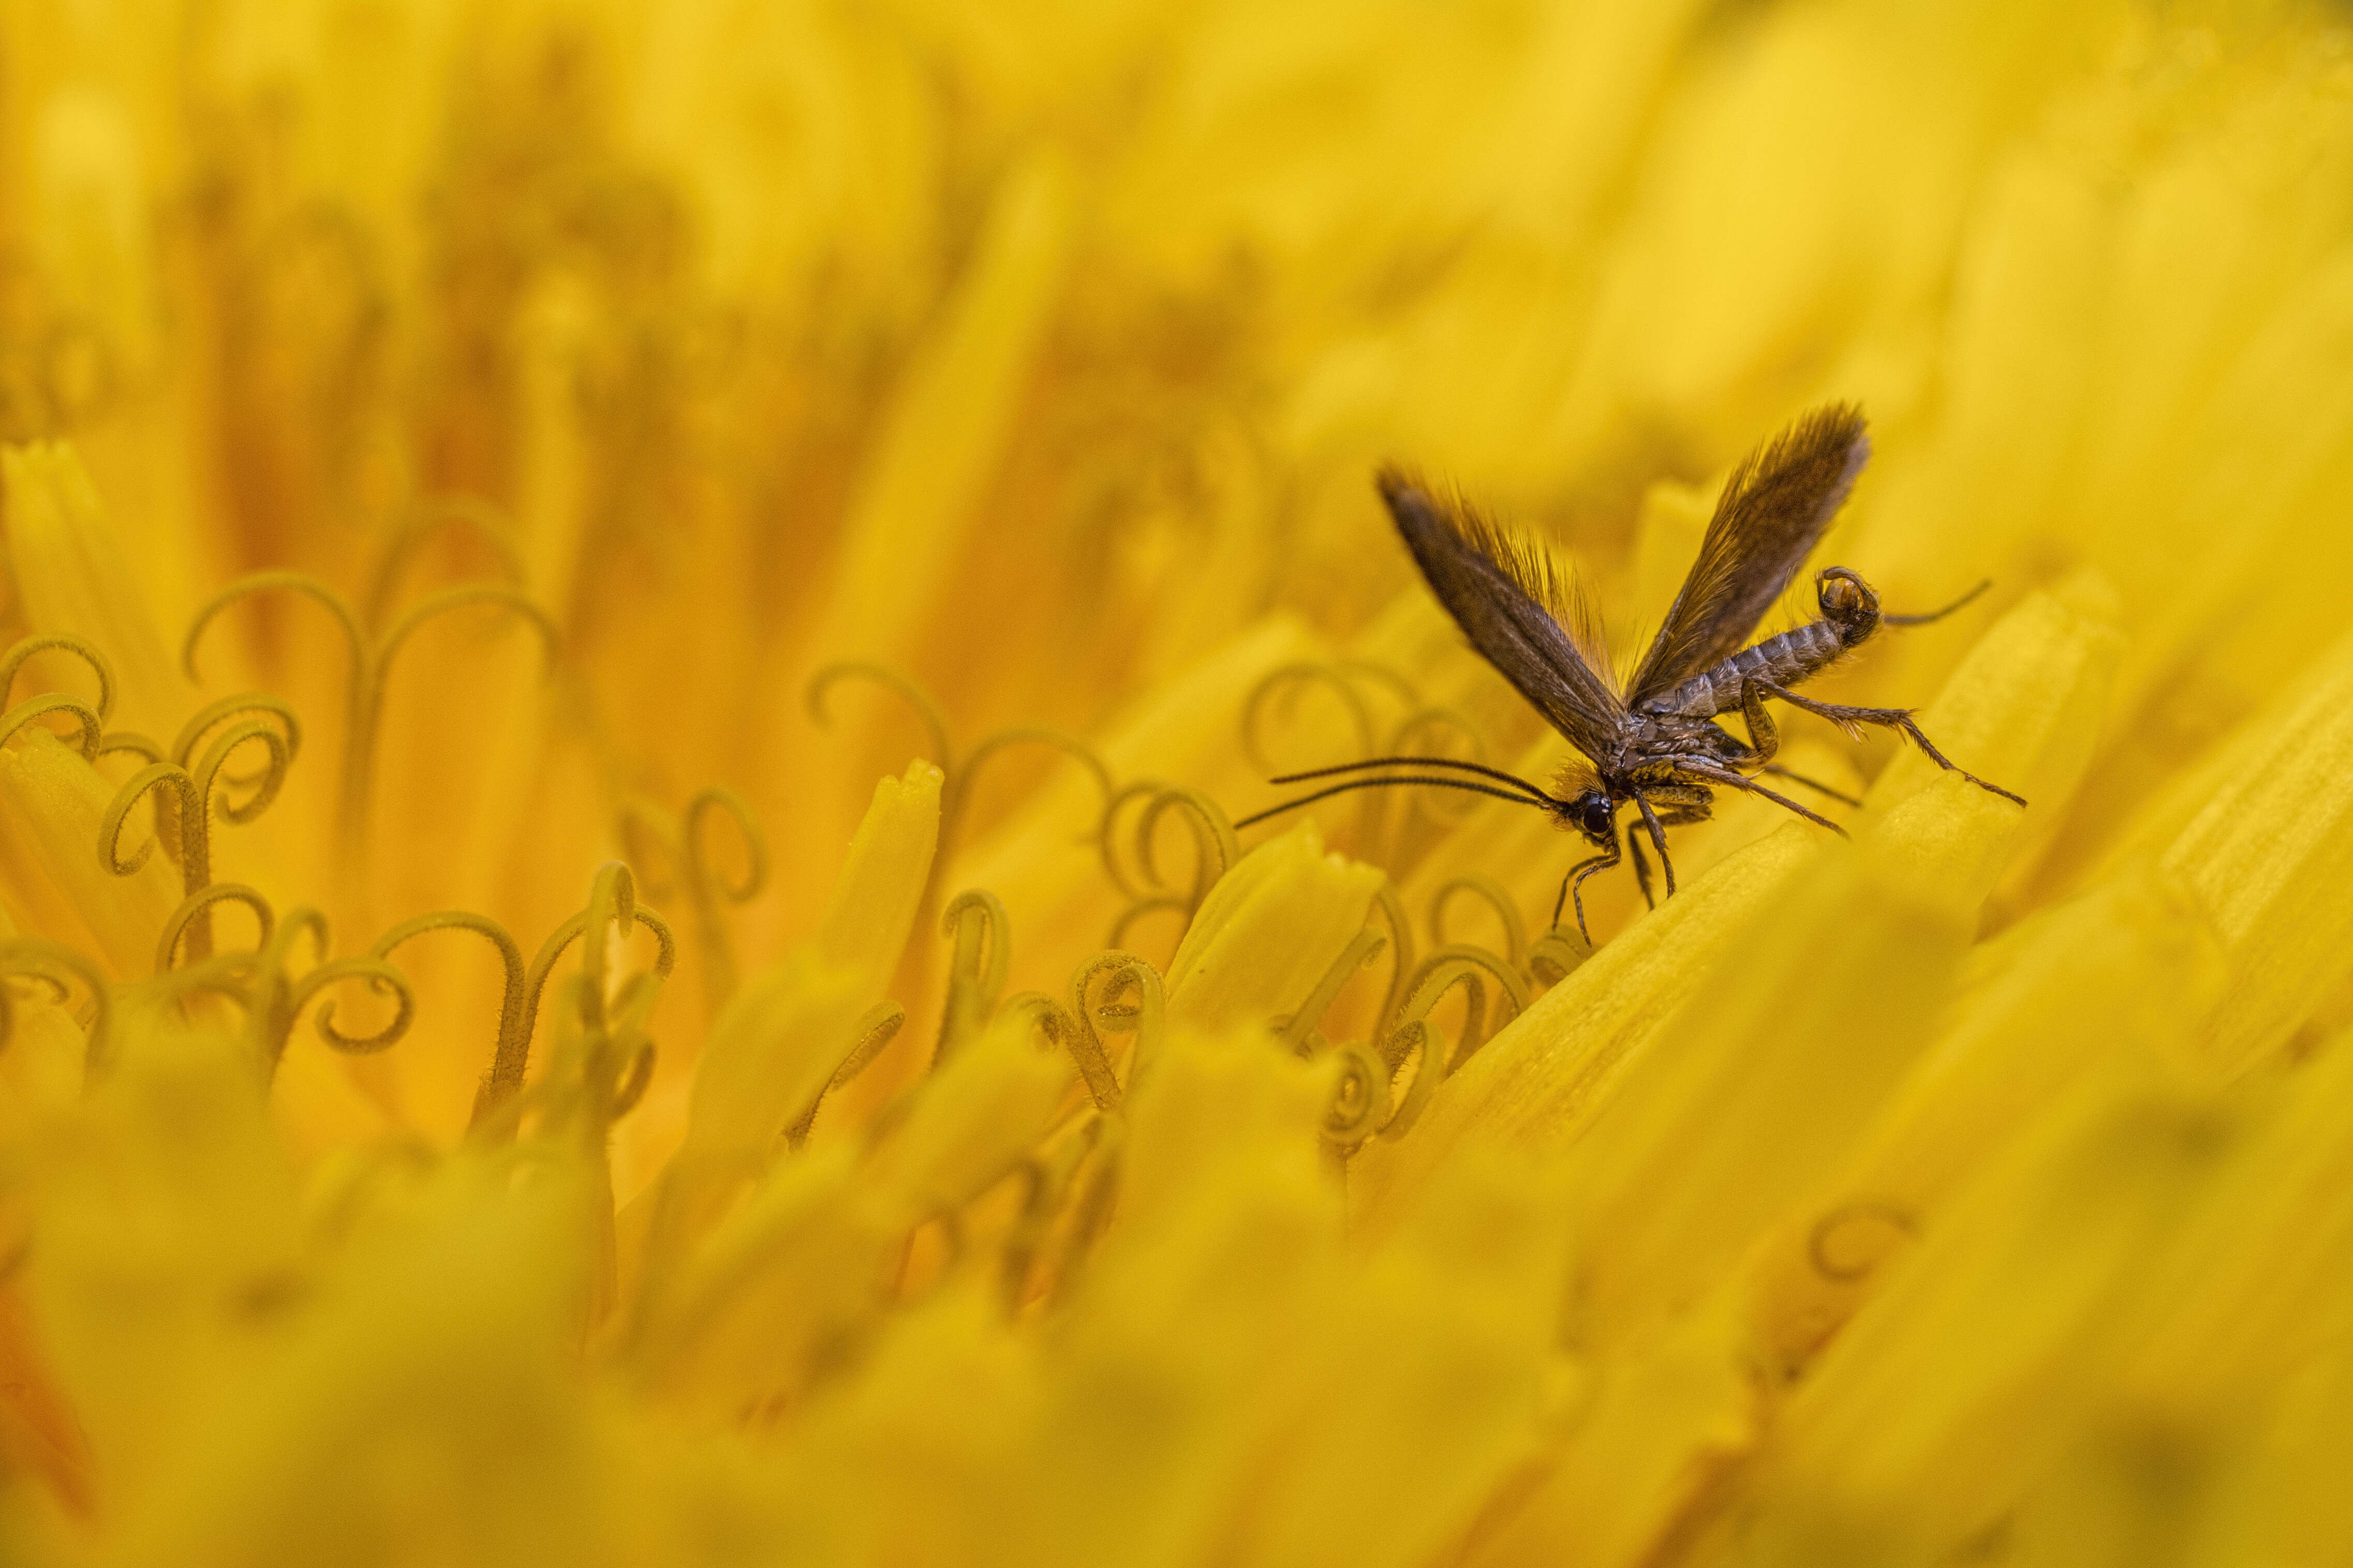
<box><xmin>1381</xmin><ymin>467</ymin><xmax>1619</xmax><ymax>693</ymax></box>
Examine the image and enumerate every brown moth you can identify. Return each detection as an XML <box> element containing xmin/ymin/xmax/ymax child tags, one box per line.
<box><xmin>1237</xmin><ymin>404</ymin><xmax>2023</xmax><ymax>941</ymax></box>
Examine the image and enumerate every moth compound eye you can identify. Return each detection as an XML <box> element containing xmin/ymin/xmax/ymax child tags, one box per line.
<box><xmin>1577</xmin><ymin>792</ymin><xmax>1615</xmax><ymax>841</ymax></box>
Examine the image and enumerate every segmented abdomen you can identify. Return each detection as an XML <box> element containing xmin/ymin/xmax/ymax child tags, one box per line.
<box><xmin>1636</xmin><ymin>619</ymin><xmax>1844</xmax><ymax>718</ymax></box>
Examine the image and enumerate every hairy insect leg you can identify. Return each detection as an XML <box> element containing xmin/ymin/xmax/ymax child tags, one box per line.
<box><xmin>1630</xmin><ymin>788</ymin><xmax>1678</xmax><ymax>899</ymax></box>
<box><xmin>1639</xmin><ymin>780</ymin><xmax>1712</xmax><ymax>816</ymax></box>
<box><xmin>1678</xmin><ymin>759</ymin><xmax>1849</xmax><ymax>834</ymax></box>
<box><xmin>1736</xmin><ymin>680</ymin><xmax>1782</xmax><ymax>769</ymax></box>
<box><xmin>1760</xmin><ymin>763</ymin><xmax>1862</xmax><ymax>807</ymax></box>
<box><xmin>1554</xmin><ymin>844</ymin><xmax>1622</xmax><ymax>945</ymax></box>
<box><xmin>1756</xmin><ymin>681</ymin><xmax>2026</xmax><ymax>806</ymax></box>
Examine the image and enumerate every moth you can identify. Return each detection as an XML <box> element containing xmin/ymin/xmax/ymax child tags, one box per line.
<box><xmin>1237</xmin><ymin>404</ymin><xmax>2023</xmax><ymax>942</ymax></box>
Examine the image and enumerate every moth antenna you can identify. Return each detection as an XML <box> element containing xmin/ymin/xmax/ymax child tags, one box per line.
<box><xmin>1883</xmin><ymin>579</ymin><xmax>1991</xmax><ymax>626</ymax></box>
<box><xmin>1265</xmin><ymin>755</ymin><xmax>1562</xmax><ymax>804</ymax></box>
<box><xmin>1235</xmin><ymin>775</ymin><xmax>1556</xmax><ymax>831</ymax></box>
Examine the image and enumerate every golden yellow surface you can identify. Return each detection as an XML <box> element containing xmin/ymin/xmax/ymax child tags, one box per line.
<box><xmin>0</xmin><ymin>2</ymin><xmax>2349</xmax><ymax>1563</ymax></box>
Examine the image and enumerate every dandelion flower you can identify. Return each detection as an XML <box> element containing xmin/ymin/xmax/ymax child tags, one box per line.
<box><xmin>0</xmin><ymin>4</ymin><xmax>2350</xmax><ymax>1566</ymax></box>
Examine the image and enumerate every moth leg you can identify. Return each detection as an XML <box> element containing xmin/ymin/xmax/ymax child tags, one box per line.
<box><xmin>1678</xmin><ymin>759</ymin><xmax>1848</xmax><ymax>834</ymax></box>
<box><xmin>1640</xmin><ymin>781</ymin><xmax>1712</xmax><ymax>821</ymax></box>
<box><xmin>1735</xmin><ymin>679</ymin><xmax>1781</xmax><ymax>769</ymax></box>
<box><xmin>1552</xmin><ymin>857</ymin><xmax>1597</xmax><ymax>925</ymax></box>
<box><xmin>1555</xmin><ymin>844</ymin><xmax>1623</xmax><ymax>945</ymax></box>
<box><xmin>1756</xmin><ymin>681</ymin><xmax>2026</xmax><ymax>807</ymax></box>
<box><xmin>1627</xmin><ymin>834</ymin><xmax>1655</xmax><ymax>910</ymax></box>
<box><xmin>1760</xmin><ymin>764</ymin><xmax>1861</xmax><ymax>807</ymax></box>
<box><xmin>1630</xmin><ymin>787</ymin><xmax>1677</xmax><ymax>899</ymax></box>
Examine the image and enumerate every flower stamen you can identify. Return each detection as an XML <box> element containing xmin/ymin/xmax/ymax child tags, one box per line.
<box><xmin>0</xmin><ymin>938</ymin><xmax>111</xmax><ymax>1081</ymax></box>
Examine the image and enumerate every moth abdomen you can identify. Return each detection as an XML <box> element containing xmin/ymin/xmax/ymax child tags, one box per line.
<box><xmin>1637</xmin><ymin>617</ymin><xmax>1846</xmax><ymax>719</ymax></box>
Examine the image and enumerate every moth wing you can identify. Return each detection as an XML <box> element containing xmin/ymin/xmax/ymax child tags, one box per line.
<box><xmin>1627</xmin><ymin>404</ymin><xmax>1871</xmax><ymax>704</ymax></box>
<box><xmin>1377</xmin><ymin>469</ymin><xmax>1625</xmax><ymax>765</ymax></box>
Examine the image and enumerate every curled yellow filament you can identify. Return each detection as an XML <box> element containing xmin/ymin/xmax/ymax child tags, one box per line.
<box><xmin>1526</xmin><ymin>922</ymin><xmax>1596</xmax><ymax>988</ymax></box>
<box><xmin>617</xmin><ymin>785</ymin><xmax>769</xmax><ymax>1011</ymax></box>
<box><xmin>361</xmin><ymin>494</ymin><xmax>525</xmax><ymax>631</ymax></box>
<box><xmin>933</xmin><ymin>889</ymin><xmax>1012</xmax><ymax>1068</ymax></box>
<box><xmin>1104</xmin><ymin>784</ymin><xmax>1239</xmax><ymax>950</ymax></box>
<box><xmin>303</xmin><ymin>958</ymin><xmax>420</xmax><ymax>1056</ymax></box>
<box><xmin>1002</xmin><ymin>990</ymin><xmax>1093</xmax><ymax>1101</ymax></box>
<box><xmin>154</xmin><ymin>904</ymin><xmax>417</xmax><ymax>1079</ymax></box>
<box><xmin>590</xmin><ymin>969</ymin><xmax>667</xmax><ymax>1125</ymax></box>
<box><xmin>1396</xmin><ymin>945</ymin><xmax>1529</xmax><ymax>1066</ymax></box>
<box><xmin>805</xmin><ymin>662</ymin><xmax>952</xmax><ymax>777</ymax></box>
<box><xmin>1067</xmin><ymin>950</ymin><xmax>1163</xmax><ymax>1109</ymax></box>
<box><xmin>1241</xmin><ymin>661</ymin><xmax>1378</xmax><ymax>778</ymax></box>
<box><xmin>784</xmin><ymin>1000</ymin><xmax>908</xmax><ymax>1151</ymax></box>
<box><xmin>1370</xmin><ymin>881</ymin><xmax>1416</xmax><ymax>1025</ymax></box>
<box><xmin>1373</xmin><ymin>944</ymin><xmax>1531</xmax><ymax>1141</ymax></box>
<box><xmin>611</xmin><ymin>1034</ymin><xmax>659</xmax><ymax>1121</ymax></box>
<box><xmin>0</xmin><ymin>694</ymin><xmax>100</xmax><ymax>758</ymax></box>
<box><xmin>1321</xmin><ymin>1038</ymin><xmax>1394</xmax><ymax>1150</ymax></box>
<box><xmin>183</xmin><ymin>570</ymin><xmax>557</xmax><ymax>857</ymax></box>
<box><xmin>1240</xmin><ymin>660</ymin><xmax>1391</xmax><ymax>847</ymax></box>
<box><xmin>943</xmin><ymin>727</ymin><xmax>1115</xmax><ymax>857</ymax></box>
<box><xmin>155</xmin><ymin>883</ymin><xmax>276</xmax><ymax>974</ymax></box>
<box><xmin>806</xmin><ymin>663</ymin><xmax>1116</xmax><ymax>922</ymax></box>
<box><xmin>366</xmin><ymin>910</ymin><xmax>526</xmax><ymax>1126</ymax></box>
<box><xmin>473</xmin><ymin>863</ymin><xmax>676</xmax><ymax>1133</ymax></box>
<box><xmin>94</xmin><ymin>732</ymin><xmax>162</xmax><ymax>764</ymax></box>
<box><xmin>1332</xmin><ymin>658</ymin><xmax>1422</xmax><ymax>710</ymax></box>
<box><xmin>0</xmin><ymin>938</ymin><xmax>112</xmax><ymax>1082</ymax></box>
<box><xmin>0</xmin><ymin>633</ymin><xmax>114</xmax><ymax>724</ymax></box>
<box><xmin>94</xmin><ymin>730</ymin><xmax>171</xmax><ymax>852</ymax></box>
<box><xmin>171</xmin><ymin>693</ymin><xmax>304</xmax><ymax>791</ymax></box>
<box><xmin>1375</xmin><ymin>1019</ymin><xmax>1443</xmax><ymax>1142</ymax></box>
<box><xmin>1384</xmin><ymin>705</ymin><xmax>1493</xmax><ymax>841</ymax></box>
<box><xmin>1097</xmin><ymin>780</ymin><xmax>1162</xmax><ymax>902</ymax></box>
<box><xmin>99</xmin><ymin>716</ymin><xmax>296</xmax><ymax>960</ymax></box>
<box><xmin>0</xmin><ymin>633</ymin><xmax>114</xmax><ymax>760</ymax></box>
<box><xmin>1276</xmin><ymin>925</ymin><xmax>1389</xmax><ymax>1055</ymax></box>
<box><xmin>1808</xmin><ymin>1200</ymin><xmax>1921</xmax><ymax>1282</ymax></box>
<box><xmin>1428</xmin><ymin>875</ymin><xmax>1529</xmax><ymax>968</ymax></box>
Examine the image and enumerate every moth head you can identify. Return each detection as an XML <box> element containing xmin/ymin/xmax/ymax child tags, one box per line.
<box><xmin>1547</xmin><ymin>764</ymin><xmax>1617</xmax><ymax>846</ymax></box>
<box><xmin>1816</xmin><ymin>566</ymin><xmax>1880</xmax><ymax>625</ymax></box>
<box><xmin>1560</xmin><ymin>786</ymin><xmax>1615</xmax><ymax>846</ymax></box>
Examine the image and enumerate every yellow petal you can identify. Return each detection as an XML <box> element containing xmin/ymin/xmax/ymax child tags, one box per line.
<box><xmin>810</xmin><ymin>155</ymin><xmax>1073</xmax><ymax>667</ymax></box>
<box><xmin>861</xmin><ymin>1012</ymin><xmax>1074</xmax><ymax>1220</ymax></box>
<box><xmin>2157</xmin><ymin>631</ymin><xmax>2353</xmax><ymax>1074</ymax></box>
<box><xmin>0</xmin><ymin>728</ymin><xmax>177</xmax><ymax>979</ymax></box>
<box><xmin>1745</xmin><ymin>861</ymin><xmax>2226</xmax><ymax>1371</ymax></box>
<box><xmin>1</xmin><ymin>442</ymin><xmax>188</xmax><ymax>736</ymax></box>
<box><xmin>1751</xmin><ymin>1069</ymin><xmax>2228</xmax><ymax>1563</ymax></box>
<box><xmin>1560</xmin><ymin>775</ymin><xmax>2002</xmax><ymax>1360</ymax></box>
<box><xmin>1860</xmin><ymin>571</ymin><xmax>2125</xmax><ymax>900</ymax></box>
<box><xmin>1162</xmin><ymin>823</ymin><xmax>1382</xmax><ymax>1035</ymax></box>
<box><xmin>677</xmin><ymin>950</ymin><xmax>867</xmax><ymax>1173</ymax></box>
<box><xmin>1352</xmin><ymin>822</ymin><xmax>1816</xmax><ymax>1227</ymax></box>
<box><xmin>810</xmin><ymin>760</ymin><xmax>944</xmax><ymax>996</ymax></box>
